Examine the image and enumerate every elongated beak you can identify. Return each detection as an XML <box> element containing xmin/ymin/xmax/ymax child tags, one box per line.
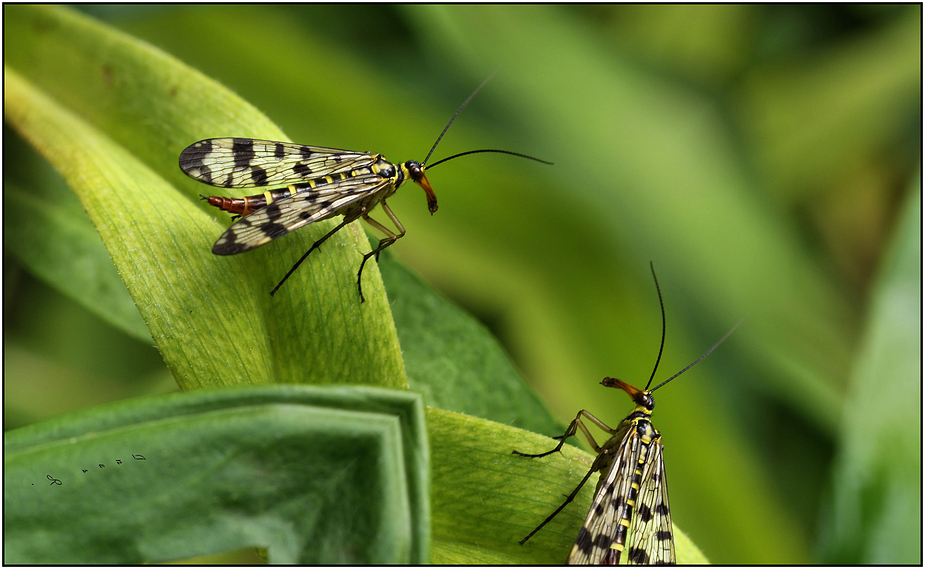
<box><xmin>414</xmin><ymin>174</ymin><xmax>438</xmax><ymax>214</ymax></box>
<box><xmin>601</xmin><ymin>377</ymin><xmax>641</xmax><ymax>398</ymax></box>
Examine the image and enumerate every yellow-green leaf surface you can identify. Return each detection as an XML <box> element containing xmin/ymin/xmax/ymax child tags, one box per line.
<box><xmin>3</xmin><ymin>5</ymin><xmax>405</xmax><ymax>390</ymax></box>
<box><xmin>427</xmin><ymin>407</ymin><xmax>707</xmax><ymax>564</ymax></box>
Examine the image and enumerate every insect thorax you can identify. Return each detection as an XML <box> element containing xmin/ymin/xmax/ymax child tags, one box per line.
<box><xmin>369</xmin><ymin>157</ymin><xmax>397</xmax><ymax>180</ymax></box>
<box><xmin>369</xmin><ymin>156</ymin><xmax>408</xmax><ymax>195</ymax></box>
<box><xmin>633</xmin><ymin>415</ymin><xmax>660</xmax><ymax>445</ymax></box>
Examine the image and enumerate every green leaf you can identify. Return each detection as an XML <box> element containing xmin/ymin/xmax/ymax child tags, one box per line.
<box><xmin>3</xmin><ymin>5</ymin><xmax>405</xmax><ymax>390</ymax></box>
<box><xmin>4</xmin><ymin>385</ymin><xmax>429</xmax><ymax>564</ymax></box>
<box><xmin>819</xmin><ymin>176</ymin><xmax>921</xmax><ymax>563</ymax></box>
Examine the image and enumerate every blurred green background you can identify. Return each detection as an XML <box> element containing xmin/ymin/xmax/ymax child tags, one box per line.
<box><xmin>4</xmin><ymin>5</ymin><xmax>920</xmax><ymax>564</ymax></box>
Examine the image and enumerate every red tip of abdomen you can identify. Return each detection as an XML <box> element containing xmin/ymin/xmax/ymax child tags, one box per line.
<box><xmin>206</xmin><ymin>195</ymin><xmax>250</xmax><ymax>215</ymax></box>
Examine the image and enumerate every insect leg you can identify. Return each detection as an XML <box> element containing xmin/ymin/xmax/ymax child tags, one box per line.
<box><xmin>512</xmin><ymin>410</ymin><xmax>611</xmax><ymax>458</ymax></box>
<box><xmin>512</xmin><ymin>416</ymin><xmax>579</xmax><ymax>459</ymax></box>
<box><xmin>269</xmin><ymin>216</ymin><xmax>355</xmax><ymax>296</ymax></box>
<box><xmin>356</xmin><ymin>201</ymin><xmax>406</xmax><ymax>303</ymax></box>
<box><xmin>519</xmin><ymin>464</ymin><xmax>599</xmax><ymax>546</ymax></box>
<box><xmin>361</xmin><ymin>201</ymin><xmax>406</xmax><ymax>262</ymax></box>
<box><xmin>514</xmin><ymin>411</ymin><xmax>620</xmax><ymax>546</ymax></box>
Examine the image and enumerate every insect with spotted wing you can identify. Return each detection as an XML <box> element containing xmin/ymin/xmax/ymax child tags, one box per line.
<box><xmin>179</xmin><ymin>77</ymin><xmax>549</xmax><ymax>302</ymax></box>
<box><xmin>514</xmin><ymin>264</ymin><xmax>740</xmax><ymax>564</ymax></box>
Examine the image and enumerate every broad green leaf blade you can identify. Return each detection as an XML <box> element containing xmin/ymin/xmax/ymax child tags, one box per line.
<box><xmin>379</xmin><ymin>252</ymin><xmax>561</xmax><ymax>434</ymax></box>
<box><xmin>819</xmin><ymin>177</ymin><xmax>921</xmax><ymax>563</ymax></box>
<box><xmin>4</xmin><ymin>65</ymin><xmax>273</xmax><ymax>389</ymax></box>
<box><xmin>3</xmin><ymin>5</ymin><xmax>405</xmax><ymax>390</ymax></box>
<box><xmin>4</xmin><ymin>385</ymin><xmax>429</xmax><ymax>564</ymax></box>
<box><xmin>427</xmin><ymin>406</ymin><xmax>707</xmax><ymax>564</ymax></box>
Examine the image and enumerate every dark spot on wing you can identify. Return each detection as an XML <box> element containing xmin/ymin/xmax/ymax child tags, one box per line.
<box><xmin>251</xmin><ymin>167</ymin><xmax>268</xmax><ymax>186</ymax></box>
<box><xmin>575</xmin><ymin>526</ymin><xmax>594</xmax><ymax>555</ymax></box>
<box><xmin>293</xmin><ymin>162</ymin><xmax>312</xmax><ymax>177</ymax></box>
<box><xmin>593</xmin><ymin>532</ymin><xmax>613</xmax><ymax>550</ymax></box>
<box><xmin>232</xmin><ymin>138</ymin><xmax>255</xmax><ymax>170</ymax></box>
<box><xmin>628</xmin><ymin>548</ymin><xmax>649</xmax><ymax>564</ymax></box>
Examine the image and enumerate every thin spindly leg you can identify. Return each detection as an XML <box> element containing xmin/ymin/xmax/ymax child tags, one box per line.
<box><xmin>356</xmin><ymin>201</ymin><xmax>405</xmax><ymax>303</ymax></box>
<box><xmin>512</xmin><ymin>410</ymin><xmax>613</xmax><ymax>458</ymax></box>
<box><xmin>513</xmin><ymin>410</ymin><xmax>618</xmax><ymax>545</ymax></box>
<box><xmin>519</xmin><ymin>464</ymin><xmax>599</xmax><ymax>545</ymax></box>
<box><xmin>269</xmin><ymin>216</ymin><xmax>355</xmax><ymax>296</ymax></box>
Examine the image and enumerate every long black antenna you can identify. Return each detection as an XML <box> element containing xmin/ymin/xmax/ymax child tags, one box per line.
<box><xmin>421</xmin><ymin>73</ymin><xmax>496</xmax><ymax>167</ymax></box>
<box><xmin>644</xmin><ymin>262</ymin><xmax>667</xmax><ymax>391</ymax></box>
<box><xmin>650</xmin><ymin>318</ymin><xmax>744</xmax><ymax>393</ymax></box>
<box><xmin>420</xmin><ymin>74</ymin><xmax>552</xmax><ymax>170</ymax></box>
<box><xmin>426</xmin><ymin>149</ymin><xmax>552</xmax><ymax>170</ymax></box>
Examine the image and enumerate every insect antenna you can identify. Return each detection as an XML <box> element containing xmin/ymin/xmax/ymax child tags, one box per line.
<box><xmin>421</xmin><ymin>73</ymin><xmax>496</xmax><ymax>167</ymax></box>
<box><xmin>420</xmin><ymin>74</ymin><xmax>552</xmax><ymax>171</ymax></box>
<box><xmin>649</xmin><ymin>317</ymin><xmax>743</xmax><ymax>393</ymax></box>
<box><xmin>643</xmin><ymin>262</ymin><xmax>743</xmax><ymax>394</ymax></box>
<box><xmin>644</xmin><ymin>262</ymin><xmax>667</xmax><ymax>391</ymax></box>
<box><xmin>427</xmin><ymin>149</ymin><xmax>552</xmax><ymax>170</ymax></box>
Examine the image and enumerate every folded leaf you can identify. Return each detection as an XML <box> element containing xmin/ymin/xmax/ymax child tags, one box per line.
<box><xmin>4</xmin><ymin>385</ymin><xmax>429</xmax><ymax>564</ymax></box>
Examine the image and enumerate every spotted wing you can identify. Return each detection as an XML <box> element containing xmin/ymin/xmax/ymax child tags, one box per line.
<box><xmin>625</xmin><ymin>439</ymin><xmax>675</xmax><ymax>565</ymax></box>
<box><xmin>568</xmin><ymin>426</ymin><xmax>640</xmax><ymax>564</ymax></box>
<box><xmin>211</xmin><ymin>175</ymin><xmax>391</xmax><ymax>255</ymax></box>
<box><xmin>179</xmin><ymin>138</ymin><xmax>377</xmax><ymax>189</ymax></box>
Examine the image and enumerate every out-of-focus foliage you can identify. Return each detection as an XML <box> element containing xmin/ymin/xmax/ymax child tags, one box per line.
<box><xmin>4</xmin><ymin>5</ymin><xmax>919</xmax><ymax>563</ymax></box>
